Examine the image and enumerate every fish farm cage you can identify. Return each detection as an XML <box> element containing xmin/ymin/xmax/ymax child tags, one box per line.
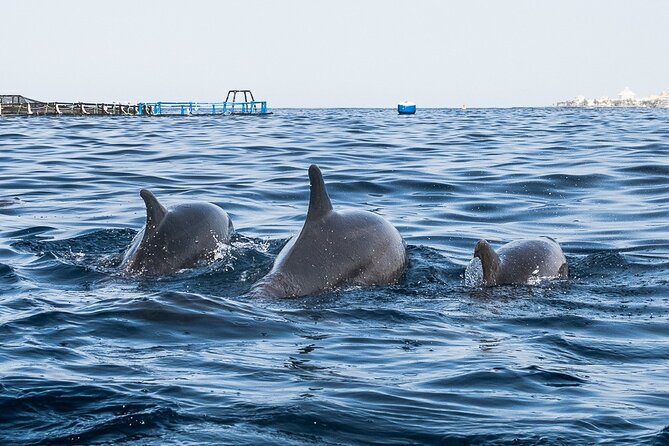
<box><xmin>0</xmin><ymin>95</ymin><xmax>139</xmax><ymax>116</ymax></box>
<box><xmin>0</xmin><ymin>90</ymin><xmax>270</xmax><ymax>117</ymax></box>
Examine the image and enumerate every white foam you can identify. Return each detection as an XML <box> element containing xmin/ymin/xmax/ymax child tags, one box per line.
<box><xmin>464</xmin><ymin>257</ymin><xmax>483</xmax><ymax>287</ymax></box>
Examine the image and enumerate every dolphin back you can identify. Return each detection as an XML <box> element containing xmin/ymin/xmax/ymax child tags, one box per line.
<box><xmin>496</xmin><ymin>238</ymin><xmax>568</xmax><ymax>284</ymax></box>
<box><xmin>249</xmin><ymin>165</ymin><xmax>407</xmax><ymax>298</ymax></box>
<box><xmin>123</xmin><ymin>190</ymin><xmax>233</xmax><ymax>275</ymax></box>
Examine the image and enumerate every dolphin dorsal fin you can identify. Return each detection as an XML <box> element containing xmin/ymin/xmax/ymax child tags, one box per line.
<box><xmin>140</xmin><ymin>189</ymin><xmax>167</xmax><ymax>231</ymax></box>
<box><xmin>306</xmin><ymin>165</ymin><xmax>333</xmax><ymax>221</ymax></box>
<box><xmin>475</xmin><ymin>239</ymin><xmax>500</xmax><ymax>286</ymax></box>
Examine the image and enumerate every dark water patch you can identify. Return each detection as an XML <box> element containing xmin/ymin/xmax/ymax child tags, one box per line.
<box><xmin>0</xmin><ymin>197</ymin><xmax>21</xmax><ymax>208</ymax></box>
<box><xmin>10</xmin><ymin>229</ymin><xmax>135</xmax><ymax>289</ymax></box>
<box><xmin>125</xmin><ymin>235</ymin><xmax>284</xmax><ymax>298</ymax></box>
<box><xmin>72</xmin><ymin>292</ymin><xmax>292</xmax><ymax>343</ymax></box>
<box><xmin>649</xmin><ymin>426</ymin><xmax>669</xmax><ymax>446</ymax></box>
<box><xmin>12</xmin><ymin>228</ymin><xmax>134</xmax><ymax>258</ymax></box>
<box><xmin>404</xmin><ymin>245</ymin><xmax>459</xmax><ymax>286</ymax></box>
<box><xmin>0</xmin><ymin>378</ymin><xmax>183</xmax><ymax>445</ymax></box>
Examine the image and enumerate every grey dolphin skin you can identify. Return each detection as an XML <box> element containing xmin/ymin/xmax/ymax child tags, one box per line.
<box><xmin>473</xmin><ymin>238</ymin><xmax>568</xmax><ymax>287</ymax></box>
<box><xmin>248</xmin><ymin>165</ymin><xmax>407</xmax><ymax>298</ymax></box>
<box><xmin>122</xmin><ymin>189</ymin><xmax>234</xmax><ymax>275</ymax></box>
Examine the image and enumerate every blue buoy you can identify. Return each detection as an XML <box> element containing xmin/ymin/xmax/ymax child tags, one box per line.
<box><xmin>397</xmin><ymin>101</ymin><xmax>416</xmax><ymax>115</ymax></box>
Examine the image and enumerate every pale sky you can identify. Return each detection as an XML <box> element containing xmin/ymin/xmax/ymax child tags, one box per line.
<box><xmin>3</xmin><ymin>0</ymin><xmax>668</xmax><ymax>107</ymax></box>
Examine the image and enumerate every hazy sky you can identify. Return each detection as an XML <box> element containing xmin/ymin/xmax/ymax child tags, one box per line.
<box><xmin>3</xmin><ymin>0</ymin><xmax>668</xmax><ymax>107</ymax></box>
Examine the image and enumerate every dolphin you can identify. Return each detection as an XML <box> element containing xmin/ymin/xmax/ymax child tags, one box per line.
<box><xmin>121</xmin><ymin>189</ymin><xmax>234</xmax><ymax>275</ymax></box>
<box><xmin>248</xmin><ymin>165</ymin><xmax>407</xmax><ymax>297</ymax></box>
<box><xmin>473</xmin><ymin>237</ymin><xmax>568</xmax><ymax>287</ymax></box>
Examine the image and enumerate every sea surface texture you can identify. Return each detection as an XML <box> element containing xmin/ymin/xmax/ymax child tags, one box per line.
<box><xmin>0</xmin><ymin>109</ymin><xmax>668</xmax><ymax>445</ymax></box>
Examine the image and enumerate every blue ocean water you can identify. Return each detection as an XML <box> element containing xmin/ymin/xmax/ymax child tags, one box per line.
<box><xmin>0</xmin><ymin>108</ymin><xmax>668</xmax><ymax>445</ymax></box>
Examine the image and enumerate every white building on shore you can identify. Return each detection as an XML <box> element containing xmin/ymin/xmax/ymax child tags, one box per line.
<box><xmin>618</xmin><ymin>87</ymin><xmax>636</xmax><ymax>101</ymax></box>
<box><xmin>557</xmin><ymin>88</ymin><xmax>669</xmax><ymax>108</ymax></box>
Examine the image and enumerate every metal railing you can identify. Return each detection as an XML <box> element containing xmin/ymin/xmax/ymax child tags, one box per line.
<box><xmin>137</xmin><ymin>101</ymin><xmax>268</xmax><ymax>116</ymax></box>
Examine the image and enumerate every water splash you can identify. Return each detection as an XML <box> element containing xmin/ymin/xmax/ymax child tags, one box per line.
<box><xmin>464</xmin><ymin>257</ymin><xmax>483</xmax><ymax>287</ymax></box>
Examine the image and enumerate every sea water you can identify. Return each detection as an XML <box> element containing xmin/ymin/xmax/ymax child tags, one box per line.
<box><xmin>0</xmin><ymin>108</ymin><xmax>667</xmax><ymax>444</ymax></box>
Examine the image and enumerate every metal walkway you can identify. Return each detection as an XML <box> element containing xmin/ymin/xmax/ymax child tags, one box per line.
<box><xmin>1</xmin><ymin>90</ymin><xmax>270</xmax><ymax>117</ymax></box>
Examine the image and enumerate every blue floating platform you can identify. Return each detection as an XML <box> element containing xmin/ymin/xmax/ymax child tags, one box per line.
<box><xmin>398</xmin><ymin>101</ymin><xmax>416</xmax><ymax>115</ymax></box>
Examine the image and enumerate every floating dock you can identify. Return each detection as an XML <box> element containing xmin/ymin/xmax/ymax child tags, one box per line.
<box><xmin>0</xmin><ymin>90</ymin><xmax>270</xmax><ymax>117</ymax></box>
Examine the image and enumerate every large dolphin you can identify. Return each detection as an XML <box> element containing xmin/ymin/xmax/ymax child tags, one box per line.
<box><xmin>248</xmin><ymin>165</ymin><xmax>407</xmax><ymax>297</ymax></box>
<box><xmin>121</xmin><ymin>189</ymin><xmax>234</xmax><ymax>275</ymax></box>
<box><xmin>473</xmin><ymin>237</ymin><xmax>568</xmax><ymax>287</ymax></box>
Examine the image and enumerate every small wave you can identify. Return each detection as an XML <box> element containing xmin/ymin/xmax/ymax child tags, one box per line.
<box><xmin>421</xmin><ymin>365</ymin><xmax>586</xmax><ymax>392</ymax></box>
<box><xmin>616</xmin><ymin>163</ymin><xmax>669</xmax><ymax>177</ymax></box>
<box><xmin>5</xmin><ymin>226</ymin><xmax>57</xmax><ymax>239</ymax></box>
<box><xmin>535</xmin><ymin>333</ymin><xmax>669</xmax><ymax>363</ymax></box>
<box><xmin>0</xmin><ymin>262</ymin><xmax>20</xmax><ymax>284</ymax></box>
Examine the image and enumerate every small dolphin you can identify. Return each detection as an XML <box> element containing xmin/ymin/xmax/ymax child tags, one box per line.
<box><xmin>249</xmin><ymin>165</ymin><xmax>407</xmax><ymax>297</ymax></box>
<box><xmin>122</xmin><ymin>189</ymin><xmax>234</xmax><ymax>275</ymax></box>
<box><xmin>473</xmin><ymin>238</ymin><xmax>568</xmax><ymax>287</ymax></box>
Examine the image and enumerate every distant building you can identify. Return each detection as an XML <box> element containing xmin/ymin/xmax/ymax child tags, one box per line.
<box><xmin>618</xmin><ymin>87</ymin><xmax>636</xmax><ymax>101</ymax></box>
<box><xmin>557</xmin><ymin>88</ymin><xmax>668</xmax><ymax>108</ymax></box>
